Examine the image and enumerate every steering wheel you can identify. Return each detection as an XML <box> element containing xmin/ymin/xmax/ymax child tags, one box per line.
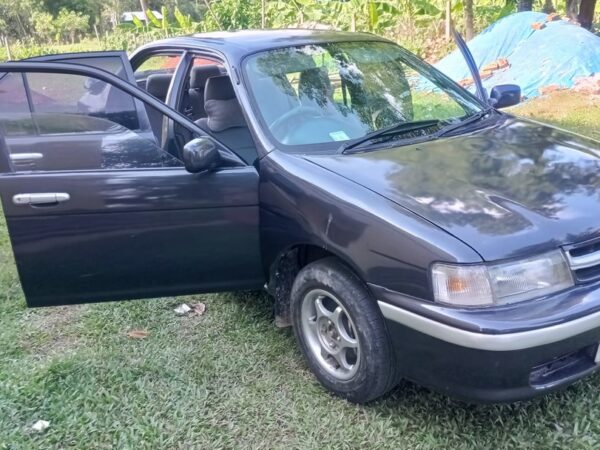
<box><xmin>270</xmin><ymin>106</ymin><xmax>324</xmax><ymax>139</ymax></box>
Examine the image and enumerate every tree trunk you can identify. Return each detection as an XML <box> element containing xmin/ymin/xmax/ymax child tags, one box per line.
<box><xmin>3</xmin><ymin>36</ymin><xmax>12</xmax><ymax>61</ymax></box>
<box><xmin>566</xmin><ymin>0</ymin><xmax>580</xmax><ymax>20</ymax></box>
<box><xmin>578</xmin><ymin>0</ymin><xmax>597</xmax><ymax>29</ymax></box>
<box><xmin>542</xmin><ymin>0</ymin><xmax>555</xmax><ymax>13</ymax></box>
<box><xmin>14</xmin><ymin>13</ymin><xmax>28</xmax><ymax>39</ymax></box>
<box><xmin>445</xmin><ymin>0</ymin><xmax>452</xmax><ymax>40</ymax></box>
<box><xmin>139</xmin><ymin>0</ymin><xmax>150</xmax><ymax>22</ymax></box>
<box><xmin>517</xmin><ymin>0</ymin><xmax>533</xmax><ymax>11</ymax></box>
<box><xmin>464</xmin><ymin>0</ymin><xmax>474</xmax><ymax>40</ymax></box>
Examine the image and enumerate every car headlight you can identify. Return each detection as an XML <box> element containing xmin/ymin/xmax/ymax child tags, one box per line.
<box><xmin>431</xmin><ymin>250</ymin><xmax>574</xmax><ymax>306</ymax></box>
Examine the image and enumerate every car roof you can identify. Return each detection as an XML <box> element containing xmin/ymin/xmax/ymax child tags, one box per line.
<box><xmin>139</xmin><ymin>29</ymin><xmax>389</xmax><ymax>62</ymax></box>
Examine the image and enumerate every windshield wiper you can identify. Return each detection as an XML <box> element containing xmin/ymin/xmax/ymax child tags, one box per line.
<box><xmin>339</xmin><ymin>119</ymin><xmax>442</xmax><ymax>154</ymax></box>
<box><xmin>434</xmin><ymin>107</ymin><xmax>495</xmax><ymax>139</ymax></box>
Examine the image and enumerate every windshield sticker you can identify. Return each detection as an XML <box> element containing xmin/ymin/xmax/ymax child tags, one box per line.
<box><xmin>329</xmin><ymin>131</ymin><xmax>350</xmax><ymax>141</ymax></box>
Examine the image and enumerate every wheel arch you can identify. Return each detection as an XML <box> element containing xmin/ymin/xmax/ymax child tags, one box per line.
<box><xmin>267</xmin><ymin>242</ymin><xmax>367</xmax><ymax>327</ymax></box>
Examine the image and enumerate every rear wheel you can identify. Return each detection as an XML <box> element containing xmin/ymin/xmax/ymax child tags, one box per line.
<box><xmin>290</xmin><ymin>257</ymin><xmax>397</xmax><ymax>403</ymax></box>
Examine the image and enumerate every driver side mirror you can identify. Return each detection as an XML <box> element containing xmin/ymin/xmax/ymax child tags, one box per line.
<box><xmin>490</xmin><ymin>84</ymin><xmax>521</xmax><ymax>109</ymax></box>
<box><xmin>182</xmin><ymin>137</ymin><xmax>221</xmax><ymax>173</ymax></box>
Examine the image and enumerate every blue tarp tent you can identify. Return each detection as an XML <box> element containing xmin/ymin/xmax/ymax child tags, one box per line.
<box><xmin>435</xmin><ymin>12</ymin><xmax>600</xmax><ymax>98</ymax></box>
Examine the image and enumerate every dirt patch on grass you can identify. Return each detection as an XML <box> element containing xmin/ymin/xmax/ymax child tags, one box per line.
<box><xmin>19</xmin><ymin>305</ymin><xmax>87</xmax><ymax>360</ymax></box>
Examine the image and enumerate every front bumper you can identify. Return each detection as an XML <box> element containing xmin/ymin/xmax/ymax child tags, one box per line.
<box><xmin>372</xmin><ymin>281</ymin><xmax>600</xmax><ymax>403</ymax></box>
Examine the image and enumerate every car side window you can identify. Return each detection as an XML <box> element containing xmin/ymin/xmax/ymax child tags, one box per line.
<box><xmin>0</xmin><ymin>73</ymin><xmax>35</xmax><ymax>136</ymax></box>
<box><xmin>180</xmin><ymin>56</ymin><xmax>226</xmax><ymax>120</ymax></box>
<box><xmin>0</xmin><ymin>70</ymin><xmax>183</xmax><ymax>172</ymax></box>
<box><xmin>26</xmin><ymin>72</ymin><xmax>141</xmax><ymax>130</ymax></box>
<box><xmin>134</xmin><ymin>53</ymin><xmax>183</xmax><ymax>101</ymax></box>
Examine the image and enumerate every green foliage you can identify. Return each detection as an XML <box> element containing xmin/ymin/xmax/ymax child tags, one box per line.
<box><xmin>202</xmin><ymin>0</ymin><xmax>262</xmax><ymax>31</ymax></box>
<box><xmin>32</xmin><ymin>11</ymin><xmax>57</xmax><ymax>43</ymax></box>
<box><xmin>42</xmin><ymin>0</ymin><xmax>102</xmax><ymax>25</ymax></box>
<box><xmin>0</xmin><ymin>0</ymin><xmax>43</xmax><ymax>39</ymax></box>
<box><xmin>54</xmin><ymin>9</ymin><xmax>90</xmax><ymax>43</ymax></box>
<box><xmin>1</xmin><ymin>0</ymin><xmax>598</xmax><ymax>63</ymax></box>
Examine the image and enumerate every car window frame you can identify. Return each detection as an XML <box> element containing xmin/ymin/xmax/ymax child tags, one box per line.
<box><xmin>132</xmin><ymin>51</ymin><xmax>185</xmax><ymax>80</ymax></box>
<box><xmin>239</xmin><ymin>39</ymin><xmax>488</xmax><ymax>155</ymax></box>
<box><xmin>23</xmin><ymin>51</ymin><xmax>153</xmax><ymax>135</ymax></box>
<box><xmin>166</xmin><ymin>47</ymin><xmax>266</xmax><ymax>164</ymax></box>
<box><xmin>0</xmin><ymin>61</ymin><xmax>247</xmax><ymax>173</ymax></box>
<box><xmin>132</xmin><ymin>44</ymin><xmax>271</xmax><ymax>161</ymax></box>
<box><xmin>172</xmin><ymin>50</ymin><xmax>227</xmax><ymax>115</ymax></box>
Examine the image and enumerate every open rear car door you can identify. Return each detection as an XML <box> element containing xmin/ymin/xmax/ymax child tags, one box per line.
<box><xmin>0</xmin><ymin>59</ymin><xmax>264</xmax><ymax>307</ymax></box>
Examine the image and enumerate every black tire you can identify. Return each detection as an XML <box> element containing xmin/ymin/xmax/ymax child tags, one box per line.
<box><xmin>290</xmin><ymin>257</ymin><xmax>397</xmax><ymax>403</ymax></box>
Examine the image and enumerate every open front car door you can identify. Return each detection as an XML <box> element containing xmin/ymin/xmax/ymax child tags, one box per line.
<box><xmin>0</xmin><ymin>61</ymin><xmax>264</xmax><ymax>307</ymax></box>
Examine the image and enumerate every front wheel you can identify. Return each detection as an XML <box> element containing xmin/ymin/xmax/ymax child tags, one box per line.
<box><xmin>290</xmin><ymin>258</ymin><xmax>397</xmax><ymax>403</ymax></box>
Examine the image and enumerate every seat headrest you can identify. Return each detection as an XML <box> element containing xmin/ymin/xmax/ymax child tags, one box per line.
<box><xmin>204</xmin><ymin>75</ymin><xmax>236</xmax><ymax>101</ymax></box>
<box><xmin>146</xmin><ymin>74</ymin><xmax>173</xmax><ymax>101</ymax></box>
<box><xmin>298</xmin><ymin>67</ymin><xmax>333</xmax><ymax>101</ymax></box>
<box><xmin>190</xmin><ymin>65</ymin><xmax>223</xmax><ymax>90</ymax></box>
<box><xmin>201</xmin><ymin>75</ymin><xmax>246</xmax><ymax>132</ymax></box>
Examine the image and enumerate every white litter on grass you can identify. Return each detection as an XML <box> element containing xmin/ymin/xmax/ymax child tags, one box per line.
<box><xmin>31</xmin><ymin>420</ymin><xmax>50</xmax><ymax>432</ymax></box>
<box><xmin>174</xmin><ymin>304</ymin><xmax>192</xmax><ymax>315</ymax></box>
<box><xmin>174</xmin><ymin>302</ymin><xmax>206</xmax><ymax>316</ymax></box>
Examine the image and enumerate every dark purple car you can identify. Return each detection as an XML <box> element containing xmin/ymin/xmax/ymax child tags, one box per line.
<box><xmin>1</xmin><ymin>30</ymin><xmax>599</xmax><ymax>403</ymax></box>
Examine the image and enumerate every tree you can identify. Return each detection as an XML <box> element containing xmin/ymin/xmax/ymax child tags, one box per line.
<box><xmin>43</xmin><ymin>0</ymin><xmax>103</xmax><ymax>28</ymax></box>
<box><xmin>578</xmin><ymin>0</ymin><xmax>597</xmax><ymax>29</ymax></box>
<box><xmin>464</xmin><ymin>0</ymin><xmax>474</xmax><ymax>40</ymax></box>
<box><xmin>32</xmin><ymin>11</ymin><xmax>57</xmax><ymax>42</ymax></box>
<box><xmin>0</xmin><ymin>0</ymin><xmax>42</xmax><ymax>39</ymax></box>
<box><xmin>566</xmin><ymin>0</ymin><xmax>597</xmax><ymax>30</ymax></box>
<box><xmin>445</xmin><ymin>0</ymin><xmax>451</xmax><ymax>39</ymax></box>
<box><xmin>542</xmin><ymin>0</ymin><xmax>555</xmax><ymax>13</ymax></box>
<box><xmin>201</xmin><ymin>0</ymin><xmax>260</xmax><ymax>30</ymax></box>
<box><xmin>55</xmin><ymin>9</ymin><xmax>90</xmax><ymax>43</ymax></box>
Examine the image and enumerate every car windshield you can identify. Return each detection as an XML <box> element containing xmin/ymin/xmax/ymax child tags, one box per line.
<box><xmin>244</xmin><ymin>40</ymin><xmax>484</xmax><ymax>152</ymax></box>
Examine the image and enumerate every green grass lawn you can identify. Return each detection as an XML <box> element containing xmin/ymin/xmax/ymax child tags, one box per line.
<box><xmin>512</xmin><ymin>91</ymin><xmax>600</xmax><ymax>142</ymax></box>
<box><xmin>2</xmin><ymin>93</ymin><xmax>600</xmax><ymax>449</ymax></box>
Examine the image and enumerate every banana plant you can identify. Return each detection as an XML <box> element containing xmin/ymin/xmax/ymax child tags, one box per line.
<box><xmin>119</xmin><ymin>6</ymin><xmax>199</xmax><ymax>37</ymax></box>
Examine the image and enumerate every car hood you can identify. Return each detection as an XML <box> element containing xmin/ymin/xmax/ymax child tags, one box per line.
<box><xmin>303</xmin><ymin>117</ymin><xmax>600</xmax><ymax>261</ymax></box>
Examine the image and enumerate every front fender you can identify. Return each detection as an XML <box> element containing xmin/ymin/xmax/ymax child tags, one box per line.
<box><xmin>258</xmin><ymin>150</ymin><xmax>482</xmax><ymax>301</ymax></box>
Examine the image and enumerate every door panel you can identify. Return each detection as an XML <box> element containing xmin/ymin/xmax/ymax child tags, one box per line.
<box><xmin>0</xmin><ymin>62</ymin><xmax>264</xmax><ymax>307</ymax></box>
<box><xmin>3</xmin><ymin>168</ymin><xmax>261</xmax><ymax>306</ymax></box>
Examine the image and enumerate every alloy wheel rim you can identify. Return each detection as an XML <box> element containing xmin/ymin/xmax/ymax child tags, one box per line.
<box><xmin>300</xmin><ymin>289</ymin><xmax>360</xmax><ymax>380</ymax></box>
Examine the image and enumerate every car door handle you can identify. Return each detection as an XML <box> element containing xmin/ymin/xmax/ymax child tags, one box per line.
<box><xmin>12</xmin><ymin>193</ymin><xmax>70</xmax><ymax>206</ymax></box>
<box><xmin>10</xmin><ymin>153</ymin><xmax>44</xmax><ymax>162</ymax></box>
